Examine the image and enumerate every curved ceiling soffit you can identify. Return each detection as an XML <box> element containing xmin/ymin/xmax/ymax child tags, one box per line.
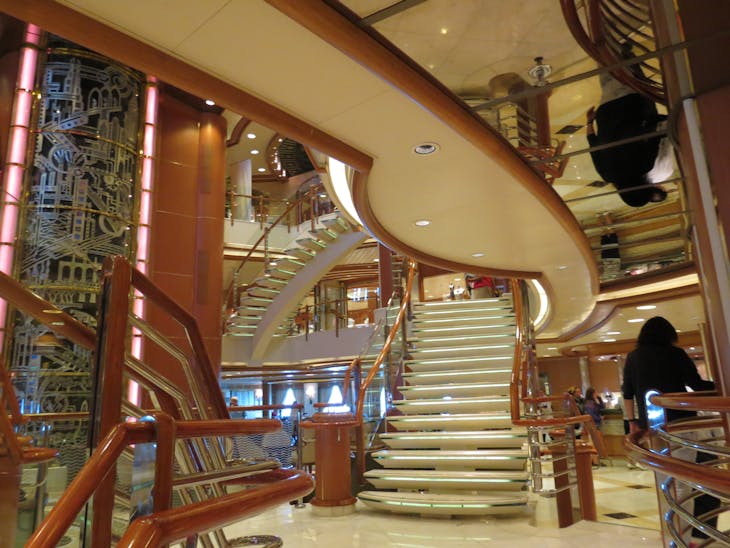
<box><xmin>268</xmin><ymin>0</ymin><xmax>600</xmax><ymax>296</ymax></box>
<box><xmin>226</xmin><ymin>117</ymin><xmax>251</xmax><ymax>148</ymax></box>
<box><xmin>352</xmin><ymin>171</ymin><xmax>542</xmax><ymax>281</ymax></box>
<box><xmin>540</xmin><ymin>281</ymin><xmax>701</xmax><ymax>344</ymax></box>
<box><xmin>4</xmin><ymin>0</ymin><xmax>373</xmax><ymax>176</ymax></box>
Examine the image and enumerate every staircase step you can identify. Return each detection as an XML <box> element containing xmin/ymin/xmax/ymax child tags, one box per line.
<box><xmin>393</xmin><ymin>395</ymin><xmax>511</xmax><ymax>414</ymax></box>
<box><xmin>379</xmin><ymin>430</ymin><xmax>527</xmax><ymax>450</ymax></box>
<box><xmin>372</xmin><ymin>449</ymin><xmax>527</xmax><ymax>469</ymax></box>
<box><xmin>401</xmin><ymin>367</ymin><xmax>511</xmax><ymax>386</ymax></box>
<box><xmin>275</xmin><ymin>257</ymin><xmax>306</xmax><ymax>270</ymax></box>
<box><xmin>310</xmin><ymin>227</ymin><xmax>338</xmax><ymax>242</ymax></box>
<box><xmin>412</xmin><ymin>297</ymin><xmax>512</xmax><ymax>311</ymax></box>
<box><xmin>295</xmin><ymin>237</ymin><xmax>327</xmax><ymax>251</ymax></box>
<box><xmin>411</xmin><ymin>311</ymin><xmax>515</xmax><ymax>324</ymax></box>
<box><xmin>364</xmin><ymin>469</ymin><xmax>527</xmax><ymax>490</ymax></box>
<box><xmin>410</xmin><ymin>323</ymin><xmax>516</xmax><ymax>338</ymax></box>
<box><xmin>247</xmin><ymin>286</ymin><xmax>279</xmax><ymax>298</ymax></box>
<box><xmin>284</xmin><ymin>247</ymin><xmax>316</xmax><ymax>261</ymax></box>
<box><xmin>387</xmin><ymin>412</ymin><xmax>512</xmax><ymax>431</ymax></box>
<box><xmin>255</xmin><ymin>276</ymin><xmax>289</xmax><ymax>289</ymax></box>
<box><xmin>321</xmin><ymin>216</ymin><xmax>350</xmax><ymax>233</ymax></box>
<box><xmin>410</xmin><ymin>332</ymin><xmax>515</xmax><ymax>349</ymax></box>
<box><xmin>239</xmin><ymin>296</ymin><xmax>273</xmax><ymax>306</ymax></box>
<box><xmin>358</xmin><ymin>490</ymin><xmax>528</xmax><ymax>516</ymax></box>
<box><xmin>404</xmin><ymin>355</ymin><xmax>513</xmax><ymax>372</ymax></box>
<box><xmin>408</xmin><ymin>343</ymin><xmax>514</xmax><ymax>360</ymax></box>
<box><xmin>399</xmin><ymin>381</ymin><xmax>511</xmax><ymax>398</ymax></box>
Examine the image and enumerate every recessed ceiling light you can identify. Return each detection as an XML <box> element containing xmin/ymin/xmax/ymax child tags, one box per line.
<box><xmin>547</xmin><ymin>347</ymin><xmax>557</xmax><ymax>350</ymax></box>
<box><xmin>257</xmin><ymin>168</ymin><xmax>266</xmax><ymax>172</ymax></box>
<box><xmin>636</xmin><ymin>305</ymin><xmax>656</xmax><ymax>310</ymax></box>
<box><xmin>413</xmin><ymin>142</ymin><xmax>439</xmax><ymax>155</ymax></box>
<box><xmin>247</xmin><ymin>133</ymin><xmax>256</xmax><ymax>139</ymax></box>
<box><xmin>607</xmin><ymin>331</ymin><xmax>620</xmax><ymax>335</ymax></box>
<box><xmin>603</xmin><ymin>338</ymin><xmax>616</xmax><ymax>342</ymax></box>
<box><xmin>690</xmin><ymin>346</ymin><xmax>695</xmax><ymax>350</ymax></box>
<box><xmin>250</xmin><ymin>149</ymin><xmax>259</xmax><ymax>155</ymax></box>
<box><xmin>414</xmin><ymin>219</ymin><xmax>431</xmax><ymax>227</ymax></box>
<box><xmin>557</xmin><ymin>265</ymin><xmax>568</xmax><ymax>270</ymax></box>
<box><xmin>628</xmin><ymin>318</ymin><xmax>644</xmax><ymax>323</ymax></box>
<box><xmin>205</xmin><ymin>99</ymin><xmax>215</xmax><ymax>106</ymax></box>
<box><xmin>373</xmin><ymin>258</ymin><xmax>379</xmax><ymax>262</ymax></box>
<box><xmin>440</xmin><ymin>27</ymin><xmax>448</xmax><ymax>35</ymax></box>
<box><xmin>472</xmin><ymin>252</ymin><xmax>485</xmax><ymax>258</ymax></box>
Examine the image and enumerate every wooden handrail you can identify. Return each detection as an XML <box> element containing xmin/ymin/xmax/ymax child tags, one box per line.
<box><xmin>27</xmin><ymin>415</ymin><xmax>284</xmax><ymax>548</ymax></box>
<box><xmin>0</xmin><ymin>270</ymin><xmax>96</xmax><ymax>350</ymax></box>
<box><xmin>228</xmin><ymin>403</ymin><xmax>303</xmax><ymax>413</ymax></box>
<box><xmin>624</xmin><ymin>423</ymin><xmax>730</xmax><ymax>494</ymax></box>
<box><xmin>223</xmin><ymin>181</ymin><xmax>326</xmax><ymax>315</ymax></box>
<box><xmin>560</xmin><ymin>0</ymin><xmax>665</xmax><ymax>104</ymax></box>
<box><xmin>118</xmin><ymin>470</ymin><xmax>313</xmax><ymax>547</ymax></box>
<box><xmin>650</xmin><ymin>391</ymin><xmax>723</xmax><ymax>411</ymax></box>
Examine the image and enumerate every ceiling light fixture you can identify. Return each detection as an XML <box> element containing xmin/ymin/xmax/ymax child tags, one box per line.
<box><xmin>472</xmin><ymin>252</ymin><xmax>485</xmax><ymax>258</ymax></box>
<box><xmin>636</xmin><ymin>305</ymin><xmax>656</xmax><ymax>310</ymax></box>
<box><xmin>204</xmin><ymin>99</ymin><xmax>215</xmax><ymax>106</ymax></box>
<box><xmin>557</xmin><ymin>265</ymin><xmax>568</xmax><ymax>270</ymax></box>
<box><xmin>413</xmin><ymin>142</ymin><xmax>439</xmax><ymax>155</ymax></box>
<box><xmin>628</xmin><ymin>318</ymin><xmax>644</xmax><ymax>323</ymax></box>
<box><xmin>247</xmin><ymin>133</ymin><xmax>256</xmax><ymax>139</ymax></box>
<box><xmin>414</xmin><ymin>219</ymin><xmax>431</xmax><ymax>227</ymax></box>
<box><xmin>603</xmin><ymin>338</ymin><xmax>616</xmax><ymax>342</ymax></box>
<box><xmin>257</xmin><ymin>168</ymin><xmax>266</xmax><ymax>172</ymax></box>
<box><xmin>607</xmin><ymin>331</ymin><xmax>620</xmax><ymax>335</ymax></box>
<box><xmin>250</xmin><ymin>149</ymin><xmax>259</xmax><ymax>155</ymax></box>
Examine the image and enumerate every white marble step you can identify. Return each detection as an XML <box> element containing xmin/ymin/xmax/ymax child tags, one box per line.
<box><xmin>398</xmin><ymin>381</ymin><xmax>510</xmax><ymax>398</ymax></box>
<box><xmin>321</xmin><ymin>216</ymin><xmax>350</xmax><ymax>233</ymax></box>
<box><xmin>255</xmin><ymin>276</ymin><xmax>288</xmax><ymax>289</ymax></box>
<box><xmin>411</xmin><ymin>314</ymin><xmax>516</xmax><ymax>328</ymax></box>
<box><xmin>379</xmin><ymin>430</ymin><xmax>527</xmax><ymax>450</ymax></box>
<box><xmin>372</xmin><ymin>449</ymin><xmax>527</xmax><ymax>469</ymax></box>
<box><xmin>310</xmin><ymin>227</ymin><xmax>338</xmax><ymax>242</ymax></box>
<box><xmin>364</xmin><ymin>468</ymin><xmax>527</xmax><ymax>490</ymax></box>
<box><xmin>358</xmin><ymin>490</ymin><xmax>528</xmax><ymax>516</ymax></box>
<box><xmin>387</xmin><ymin>412</ymin><xmax>512</xmax><ymax>431</ymax></box>
<box><xmin>410</xmin><ymin>322</ymin><xmax>516</xmax><ymax>339</ymax></box>
<box><xmin>284</xmin><ymin>247</ymin><xmax>316</xmax><ymax>261</ymax></box>
<box><xmin>393</xmin><ymin>395</ymin><xmax>511</xmax><ymax>414</ymax></box>
<box><xmin>295</xmin><ymin>237</ymin><xmax>327</xmax><ymax>251</ymax></box>
<box><xmin>404</xmin><ymin>355</ymin><xmax>513</xmax><ymax>372</ymax></box>
<box><xmin>412</xmin><ymin>297</ymin><xmax>512</xmax><ymax>312</ymax></box>
<box><xmin>408</xmin><ymin>343</ymin><xmax>514</xmax><ymax>360</ymax></box>
<box><xmin>247</xmin><ymin>286</ymin><xmax>279</xmax><ymax>299</ymax></box>
<box><xmin>409</xmin><ymin>332</ymin><xmax>515</xmax><ymax>349</ymax></box>
<box><xmin>401</xmin><ymin>367</ymin><xmax>511</xmax><ymax>386</ymax></box>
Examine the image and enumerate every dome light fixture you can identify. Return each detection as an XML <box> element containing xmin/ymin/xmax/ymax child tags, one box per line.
<box><xmin>413</xmin><ymin>142</ymin><xmax>439</xmax><ymax>155</ymax></box>
<box><xmin>204</xmin><ymin>99</ymin><xmax>215</xmax><ymax>106</ymax></box>
<box><xmin>414</xmin><ymin>219</ymin><xmax>431</xmax><ymax>227</ymax></box>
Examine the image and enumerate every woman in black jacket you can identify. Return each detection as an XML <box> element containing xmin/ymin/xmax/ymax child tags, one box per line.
<box><xmin>622</xmin><ymin>316</ymin><xmax>717</xmax><ymax>543</ymax></box>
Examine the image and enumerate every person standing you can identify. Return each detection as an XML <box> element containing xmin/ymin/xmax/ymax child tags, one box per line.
<box><xmin>621</xmin><ymin>316</ymin><xmax>717</xmax><ymax>543</ymax></box>
<box><xmin>583</xmin><ymin>387</ymin><xmax>605</xmax><ymax>428</ymax></box>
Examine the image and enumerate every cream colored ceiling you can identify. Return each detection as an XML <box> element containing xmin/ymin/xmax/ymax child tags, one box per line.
<box><xmin>50</xmin><ymin>0</ymin><xmax>705</xmax><ymax>348</ymax></box>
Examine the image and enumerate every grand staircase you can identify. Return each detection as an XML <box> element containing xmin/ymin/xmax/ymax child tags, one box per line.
<box><xmin>227</xmin><ymin>214</ymin><xmax>357</xmax><ymax>339</ymax></box>
<box><xmin>358</xmin><ymin>295</ymin><xmax>530</xmax><ymax>516</ymax></box>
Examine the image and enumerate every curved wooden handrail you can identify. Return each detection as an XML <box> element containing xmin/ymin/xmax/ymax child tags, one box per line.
<box><xmin>0</xmin><ymin>270</ymin><xmax>96</xmax><ymax>350</ymax></box>
<box><xmin>560</xmin><ymin>0</ymin><xmax>665</xmax><ymax>104</ymax></box>
<box><xmin>624</xmin><ymin>422</ymin><xmax>730</xmax><ymax>494</ymax></box>
<box><xmin>118</xmin><ymin>470</ymin><xmax>313</xmax><ymax>547</ymax></box>
<box><xmin>650</xmin><ymin>391</ymin><xmax>723</xmax><ymax>411</ymax></box>
<box><xmin>27</xmin><ymin>416</ymin><xmax>284</xmax><ymax>548</ymax></box>
<box><xmin>128</xmin><ymin>261</ymin><xmax>229</xmax><ymax>420</ymax></box>
<box><xmin>229</xmin><ymin>403</ymin><xmax>304</xmax><ymax>413</ymax></box>
<box><xmin>353</xmin><ymin>260</ymin><xmax>417</xmax><ymax>423</ymax></box>
<box><xmin>223</xmin><ymin>181</ymin><xmax>326</xmax><ymax>314</ymax></box>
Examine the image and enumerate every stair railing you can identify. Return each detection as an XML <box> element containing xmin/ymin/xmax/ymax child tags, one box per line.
<box><xmin>26</xmin><ymin>413</ymin><xmax>313</xmax><ymax>548</ymax></box>
<box><xmin>510</xmin><ymin>278</ymin><xmax>597</xmax><ymax>524</ymax></box>
<box><xmin>222</xmin><ymin>181</ymin><xmax>330</xmax><ymax>327</ymax></box>
<box><xmin>625</xmin><ymin>392</ymin><xmax>730</xmax><ymax>546</ymax></box>
<box><xmin>560</xmin><ymin>0</ymin><xmax>665</xmax><ymax>103</ymax></box>
<box><xmin>340</xmin><ymin>259</ymin><xmax>417</xmax><ymax>482</ymax></box>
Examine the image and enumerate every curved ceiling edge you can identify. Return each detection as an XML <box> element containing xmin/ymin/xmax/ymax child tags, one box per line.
<box><xmin>267</xmin><ymin>0</ymin><xmax>599</xmax><ymax>296</ymax></box>
<box><xmin>4</xmin><ymin>0</ymin><xmax>373</xmax><ymax>174</ymax></box>
<box><xmin>352</xmin><ymin>172</ymin><xmax>542</xmax><ymax>281</ymax></box>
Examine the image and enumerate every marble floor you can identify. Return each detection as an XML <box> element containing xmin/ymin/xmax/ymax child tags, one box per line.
<box><xmin>224</xmin><ymin>458</ymin><xmax>665</xmax><ymax>547</ymax></box>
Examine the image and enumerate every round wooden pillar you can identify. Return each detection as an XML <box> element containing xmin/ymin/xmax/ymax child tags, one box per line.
<box><xmin>300</xmin><ymin>412</ymin><xmax>357</xmax><ymax>516</ymax></box>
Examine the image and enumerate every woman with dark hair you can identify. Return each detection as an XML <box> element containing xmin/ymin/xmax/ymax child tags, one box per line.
<box><xmin>583</xmin><ymin>387</ymin><xmax>605</xmax><ymax>428</ymax></box>
<box><xmin>622</xmin><ymin>316</ymin><xmax>717</xmax><ymax>544</ymax></box>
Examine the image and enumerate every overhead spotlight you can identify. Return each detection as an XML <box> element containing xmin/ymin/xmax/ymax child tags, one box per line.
<box><xmin>247</xmin><ymin>133</ymin><xmax>256</xmax><ymax>139</ymax></box>
<box><xmin>414</xmin><ymin>219</ymin><xmax>431</xmax><ymax>227</ymax></box>
<box><xmin>205</xmin><ymin>99</ymin><xmax>215</xmax><ymax>106</ymax></box>
<box><xmin>413</xmin><ymin>142</ymin><xmax>439</xmax><ymax>155</ymax></box>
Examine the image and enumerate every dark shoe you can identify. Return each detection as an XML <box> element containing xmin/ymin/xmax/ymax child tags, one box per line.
<box><xmin>649</xmin><ymin>188</ymin><xmax>667</xmax><ymax>202</ymax></box>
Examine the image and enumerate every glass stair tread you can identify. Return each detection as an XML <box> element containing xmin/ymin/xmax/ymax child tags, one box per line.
<box><xmin>379</xmin><ymin>431</ymin><xmax>527</xmax><ymax>449</ymax></box>
<box><xmin>358</xmin><ymin>490</ymin><xmax>529</xmax><ymax>515</ymax></box>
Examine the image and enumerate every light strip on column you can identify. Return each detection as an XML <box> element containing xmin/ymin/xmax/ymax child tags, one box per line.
<box><xmin>128</xmin><ymin>77</ymin><xmax>158</xmax><ymax>406</ymax></box>
<box><xmin>0</xmin><ymin>24</ymin><xmax>41</xmax><ymax>348</ymax></box>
